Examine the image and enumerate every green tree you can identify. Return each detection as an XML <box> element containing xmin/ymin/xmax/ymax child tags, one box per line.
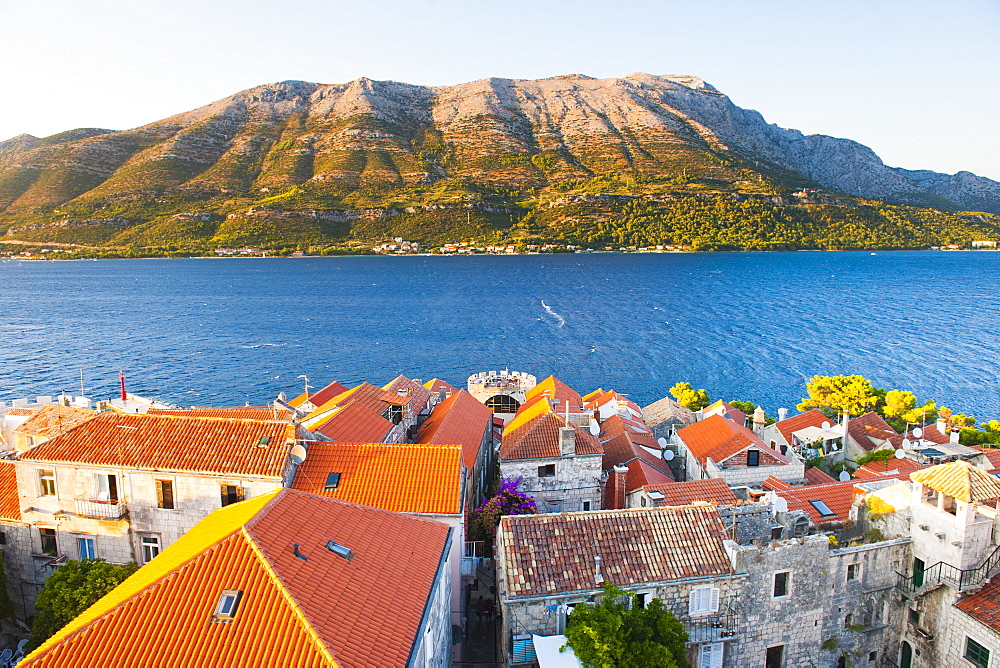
<box><xmin>669</xmin><ymin>382</ymin><xmax>710</xmax><ymax>411</ymax></box>
<box><xmin>882</xmin><ymin>390</ymin><xmax>917</xmax><ymax>420</ymax></box>
<box><xmin>563</xmin><ymin>584</ymin><xmax>689</xmax><ymax>668</ymax></box>
<box><xmin>27</xmin><ymin>559</ymin><xmax>138</xmax><ymax>651</ymax></box>
<box><xmin>0</xmin><ymin>554</ymin><xmax>15</xmax><ymax>621</ymax></box>
<box><xmin>728</xmin><ymin>400</ymin><xmax>757</xmax><ymax>415</ymax></box>
<box><xmin>855</xmin><ymin>449</ymin><xmax>893</xmax><ymax>466</ymax></box>
<box><xmin>797</xmin><ymin>375</ymin><xmax>881</xmax><ymax>417</ymax></box>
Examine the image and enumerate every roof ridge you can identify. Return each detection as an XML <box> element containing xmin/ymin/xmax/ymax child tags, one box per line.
<box><xmin>240</xmin><ymin>525</ymin><xmax>340</xmax><ymax>667</ymax></box>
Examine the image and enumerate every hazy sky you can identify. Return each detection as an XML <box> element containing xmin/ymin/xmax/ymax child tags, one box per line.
<box><xmin>1</xmin><ymin>0</ymin><xmax>997</xmax><ymax>179</ymax></box>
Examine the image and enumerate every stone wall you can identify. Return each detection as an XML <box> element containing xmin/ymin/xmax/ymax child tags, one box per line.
<box><xmin>409</xmin><ymin>529</ymin><xmax>454</xmax><ymax>668</ymax></box>
<box><xmin>500</xmin><ymin>454</ymin><xmax>603</xmax><ymax>512</ymax></box>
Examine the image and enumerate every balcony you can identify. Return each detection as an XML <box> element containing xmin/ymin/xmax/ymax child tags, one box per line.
<box><xmin>681</xmin><ymin>612</ymin><xmax>739</xmax><ymax>644</ymax></box>
<box><xmin>75</xmin><ymin>496</ymin><xmax>127</xmax><ymax>520</ymax></box>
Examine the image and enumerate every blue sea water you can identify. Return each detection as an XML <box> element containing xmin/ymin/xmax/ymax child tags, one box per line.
<box><xmin>1</xmin><ymin>251</ymin><xmax>998</xmax><ymax>419</ymax></box>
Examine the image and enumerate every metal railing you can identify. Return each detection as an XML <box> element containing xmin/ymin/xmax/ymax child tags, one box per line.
<box><xmin>680</xmin><ymin>612</ymin><xmax>739</xmax><ymax>644</ymax></box>
<box><xmin>75</xmin><ymin>496</ymin><xmax>127</xmax><ymax>520</ymax></box>
<box><xmin>897</xmin><ymin>544</ymin><xmax>1000</xmax><ymax>594</ymax></box>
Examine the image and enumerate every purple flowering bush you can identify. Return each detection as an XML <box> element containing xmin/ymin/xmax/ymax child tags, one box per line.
<box><xmin>471</xmin><ymin>476</ymin><xmax>537</xmax><ymax>542</ymax></box>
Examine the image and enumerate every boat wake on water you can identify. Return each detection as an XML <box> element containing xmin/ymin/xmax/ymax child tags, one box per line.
<box><xmin>541</xmin><ymin>300</ymin><xmax>566</xmax><ymax>328</ymax></box>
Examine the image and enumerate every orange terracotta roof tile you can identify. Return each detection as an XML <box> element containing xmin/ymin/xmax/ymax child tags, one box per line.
<box><xmin>854</xmin><ymin>458</ymin><xmax>928</xmax><ymax>479</ymax></box>
<box><xmin>704</xmin><ymin>400</ymin><xmax>747</xmax><ymax>426</ymax></box>
<box><xmin>288</xmin><ymin>380</ymin><xmax>350</xmax><ymax>409</ymax></box>
<box><xmin>678</xmin><ymin>415</ymin><xmax>788</xmax><ymax>465</ymax></box>
<box><xmin>847</xmin><ymin>412</ymin><xmax>901</xmax><ymax>452</ymax></box>
<box><xmin>774</xmin><ymin>481</ymin><xmax>858</xmax><ymax>523</ymax></box>
<box><xmin>804</xmin><ymin>467</ymin><xmax>838</xmax><ymax>485</ymax></box>
<box><xmin>625</xmin><ymin>458</ymin><xmax>674</xmax><ymax>491</ymax></box>
<box><xmin>147</xmin><ymin>407</ymin><xmax>294</xmax><ymax>421</ymax></box>
<box><xmin>503</xmin><ymin>394</ymin><xmax>555</xmax><ymax>435</ymax></box>
<box><xmin>500</xmin><ymin>412</ymin><xmax>602</xmax><ymax>461</ymax></box>
<box><xmin>383</xmin><ymin>375</ymin><xmax>433</xmax><ymax>415</ymax></box>
<box><xmin>957</xmin><ymin>573</ymin><xmax>1000</xmax><ymax>631</ymax></box>
<box><xmin>762</xmin><ymin>476</ymin><xmax>793</xmax><ymax>491</ymax></box>
<box><xmin>776</xmin><ymin>409</ymin><xmax>834</xmax><ymax>445</ymax></box>
<box><xmin>291</xmin><ymin>441</ymin><xmax>462</xmax><ymax>514</ymax></box>
<box><xmin>304</xmin><ymin>382</ymin><xmax>407</xmax><ymax>427</ymax></box>
<box><xmin>21</xmin><ymin>413</ymin><xmax>294</xmax><ymax>478</ymax></box>
<box><xmin>910</xmin><ymin>460</ymin><xmax>1000</xmax><ymax>503</ymax></box>
<box><xmin>2</xmin><ymin>407</ymin><xmax>34</xmax><ymax>417</ymax></box>
<box><xmin>499</xmin><ymin>505</ymin><xmax>733</xmax><ymax>598</ymax></box>
<box><xmin>642</xmin><ymin>479</ymin><xmax>739</xmax><ymax>506</ymax></box>
<box><xmin>312</xmin><ymin>400</ymin><xmax>394</xmax><ymax>443</ymax></box>
<box><xmin>21</xmin><ymin>489</ymin><xmax>451</xmax><ymax>668</ymax></box>
<box><xmin>14</xmin><ymin>404</ymin><xmax>97</xmax><ymax>439</ymax></box>
<box><xmin>524</xmin><ymin>376</ymin><xmax>583</xmax><ymax>410</ymax></box>
<box><xmin>0</xmin><ymin>460</ymin><xmax>19</xmax><ymax>521</ymax></box>
<box><xmin>423</xmin><ymin>378</ymin><xmax>458</xmax><ymax>395</ymax></box>
<box><xmin>973</xmin><ymin>446</ymin><xmax>1000</xmax><ymax>470</ymax></box>
<box><xmin>416</xmin><ymin>390</ymin><xmax>492</xmax><ymax>469</ymax></box>
<box><xmin>905</xmin><ymin>423</ymin><xmax>951</xmax><ymax>445</ymax></box>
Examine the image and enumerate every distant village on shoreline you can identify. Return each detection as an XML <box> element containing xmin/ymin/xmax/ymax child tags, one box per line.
<box><xmin>1</xmin><ymin>369</ymin><xmax>1000</xmax><ymax>666</ymax></box>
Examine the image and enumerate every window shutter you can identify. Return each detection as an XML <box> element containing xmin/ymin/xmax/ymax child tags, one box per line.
<box><xmin>699</xmin><ymin>644</ymin><xmax>712</xmax><ymax>667</ymax></box>
<box><xmin>155</xmin><ymin>481</ymin><xmax>164</xmax><ymax>508</ymax></box>
<box><xmin>710</xmin><ymin>643</ymin><xmax>724</xmax><ymax>668</ymax></box>
<box><xmin>688</xmin><ymin>589</ymin><xmax>697</xmax><ymax>616</ymax></box>
<box><xmin>710</xmin><ymin>587</ymin><xmax>720</xmax><ymax>613</ymax></box>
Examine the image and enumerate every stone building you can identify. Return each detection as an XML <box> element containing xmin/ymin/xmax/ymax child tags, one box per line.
<box><xmin>642</xmin><ymin>395</ymin><xmax>695</xmax><ymax>441</ymax></box>
<box><xmin>675</xmin><ymin>414</ymin><xmax>805</xmax><ymax>486</ymax></box>
<box><xmin>499</xmin><ymin>412</ymin><xmax>604</xmax><ymax>513</ymax></box>
<box><xmin>4</xmin><ymin>411</ymin><xmax>298</xmax><ymax>612</ymax></box>
<box><xmin>467</xmin><ymin>370</ymin><xmax>537</xmax><ymax>417</ymax></box>
<box><xmin>20</xmin><ymin>489</ymin><xmax>454</xmax><ymax>668</ymax></box>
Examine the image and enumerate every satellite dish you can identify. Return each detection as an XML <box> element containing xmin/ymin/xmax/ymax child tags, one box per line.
<box><xmin>912</xmin><ymin>427</ymin><xmax>923</xmax><ymax>439</ymax></box>
<box><xmin>657</xmin><ymin>437</ymin><xmax>668</xmax><ymax>448</ymax></box>
<box><xmin>821</xmin><ymin>421</ymin><xmax>832</xmax><ymax>430</ymax></box>
<box><xmin>838</xmin><ymin>471</ymin><xmax>851</xmax><ymax>481</ymax></box>
<box><xmin>901</xmin><ymin>438</ymin><xmax>911</xmax><ymax>450</ymax></box>
<box><xmin>774</xmin><ymin>497</ymin><xmax>788</xmax><ymax>513</ymax></box>
<box><xmin>589</xmin><ymin>422</ymin><xmax>600</xmax><ymax>436</ymax></box>
<box><xmin>895</xmin><ymin>449</ymin><xmax>906</xmax><ymax>459</ymax></box>
<box><xmin>289</xmin><ymin>443</ymin><xmax>307</xmax><ymax>466</ymax></box>
<box><xmin>663</xmin><ymin>450</ymin><xmax>675</xmax><ymax>461</ymax></box>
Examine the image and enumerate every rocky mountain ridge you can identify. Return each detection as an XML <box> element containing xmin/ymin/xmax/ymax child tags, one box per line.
<box><xmin>0</xmin><ymin>73</ymin><xmax>998</xmax><ymax>251</ymax></box>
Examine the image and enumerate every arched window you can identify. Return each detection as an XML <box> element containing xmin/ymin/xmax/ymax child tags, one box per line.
<box><xmin>486</xmin><ymin>394</ymin><xmax>520</xmax><ymax>414</ymax></box>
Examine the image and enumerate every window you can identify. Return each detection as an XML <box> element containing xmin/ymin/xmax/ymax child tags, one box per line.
<box><xmin>869</xmin><ymin>651</ymin><xmax>877</xmax><ymax>662</ymax></box>
<box><xmin>39</xmin><ymin>528</ymin><xmax>57</xmax><ymax>556</ymax></box>
<box><xmin>156</xmin><ymin>480</ymin><xmax>175</xmax><ymax>509</ymax></box>
<box><xmin>324</xmin><ymin>472</ymin><xmax>341</xmax><ymax>491</ymax></box>
<box><xmin>688</xmin><ymin>585</ymin><xmax>720</xmax><ymax>615</ymax></box>
<box><xmin>913</xmin><ymin>558</ymin><xmax>926</xmax><ymax>588</ymax></box>
<box><xmin>747</xmin><ymin>450</ymin><xmax>760</xmax><ymax>467</ymax></box>
<box><xmin>965</xmin><ymin>637</ymin><xmax>990</xmax><ymax>668</ymax></box>
<box><xmin>546</xmin><ymin>499</ymin><xmax>562</xmax><ymax>513</ymax></box>
<box><xmin>908</xmin><ymin>608</ymin><xmax>920</xmax><ymax>625</ymax></box>
<box><xmin>538</xmin><ymin>464</ymin><xmax>555</xmax><ymax>478</ymax></box>
<box><xmin>635</xmin><ymin>593</ymin><xmax>646</xmax><ymax>608</ymax></box>
<box><xmin>700</xmin><ymin>643</ymin><xmax>724</xmax><ymax>668</ymax></box>
<box><xmin>38</xmin><ymin>469</ymin><xmax>56</xmax><ymax>497</ymax></box>
<box><xmin>140</xmin><ymin>535</ymin><xmax>161</xmax><ymax>563</ymax></box>
<box><xmin>212</xmin><ymin>589</ymin><xmax>243</xmax><ymax>622</ymax></box>
<box><xmin>582</xmin><ymin>500</ymin><xmax>591</xmax><ymax>511</ymax></box>
<box><xmin>94</xmin><ymin>473</ymin><xmax>119</xmax><ymax>503</ymax></box>
<box><xmin>0</xmin><ymin>530</ymin><xmax>7</xmax><ymax>546</ymax></box>
<box><xmin>771</xmin><ymin>526</ymin><xmax>783</xmax><ymax>540</ymax></box>
<box><xmin>773</xmin><ymin>571</ymin><xmax>789</xmax><ymax>597</ymax></box>
<box><xmin>220</xmin><ymin>485</ymin><xmax>244</xmax><ymax>507</ymax></box>
<box><xmin>765</xmin><ymin>645</ymin><xmax>784</xmax><ymax>668</ymax></box>
<box><xmin>77</xmin><ymin>537</ymin><xmax>96</xmax><ymax>560</ymax></box>
<box><xmin>943</xmin><ymin>494</ymin><xmax>957</xmax><ymax>515</ymax></box>
<box><xmin>808</xmin><ymin>499</ymin><xmax>837</xmax><ymax>519</ymax></box>
<box><xmin>844</xmin><ymin>613</ymin><xmax>853</xmax><ymax>627</ymax></box>
<box><xmin>847</xmin><ymin>563</ymin><xmax>859</xmax><ymax>580</ymax></box>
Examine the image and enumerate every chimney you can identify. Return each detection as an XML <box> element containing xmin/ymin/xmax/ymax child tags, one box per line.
<box><xmin>752</xmin><ymin>406</ymin><xmax>766</xmax><ymax>434</ymax></box>
<box><xmin>950</xmin><ymin>428</ymin><xmax>960</xmax><ymax>445</ymax></box>
<box><xmin>936</xmin><ymin>417</ymin><xmax>948</xmax><ymax>438</ymax></box>
<box><xmin>612</xmin><ymin>464</ymin><xmax>628</xmax><ymax>509</ymax></box>
<box><xmin>438</xmin><ymin>387</ymin><xmax>447</xmax><ymax>402</ymax></box>
<box><xmin>559</xmin><ymin>426</ymin><xmax>576</xmax><ymax>456</ymax></box>
<box><xmin>777</xmin><ymin>407</ymin><xmax>788</xmax><ymax>422</ymax></box>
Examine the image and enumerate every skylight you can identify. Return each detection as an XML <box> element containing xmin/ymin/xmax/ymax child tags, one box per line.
<box><xmin>808</xmin><ymin>499</ymin><xmax>837</xmax><ymax>518</ymax></box>
<box><xmin>324</xmin><ymin>472</ymin><xmax>341</xmax><ymax>491</ymax></box>
<box><xmin>326</xmin><ymin>539</ymin><xmax>354</xmax><ymax>562</ymax></box>
<box><xmin>212</xmin><ymin>589</ymin><xmax>243</xmax><ymax>622</ymax></box>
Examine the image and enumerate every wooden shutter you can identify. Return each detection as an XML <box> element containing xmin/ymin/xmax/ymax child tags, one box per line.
<box><xmin>710</xmin><ymin>587</ymin><xmax>720</xmax><ymax>613</ymax></box>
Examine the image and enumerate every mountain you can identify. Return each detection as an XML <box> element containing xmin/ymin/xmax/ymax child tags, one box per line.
<box><xmin>1</xmin><ymin>73</ymin><xmax>998</xmax><ymax>252</ymax></box>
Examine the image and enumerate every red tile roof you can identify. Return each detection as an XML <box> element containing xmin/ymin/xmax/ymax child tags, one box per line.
<box><xmin>524</xmin><ymin>376</ymin><xmax>583</xmax><ymax>411</ymax></box>
<box><xmin>774</xmin><ymin>481</ymin><xmax>858</xmax><ymax>523</ymax></box>
<box><xmin>416</xmin><ymin>390</ymin><xmax>492</xmax><ymax>469</ymax></box>
<box><xmin>957</xmin><ymin>572</ymin><xmax>1000</xmax><ymax>631</ymax></box>
<box><xmin>906</xmin><ymin>423</ymin><xmax>950</xmax><ymax>445</ymax></box>
<box><xmin>598</xmin><ymin>415</ymin><xmax>674</xmax><ymax>489</ymax></box>
<box><xmin>775</xmin><ymin>409</ymin><xmax>834</xmax><ymax>445</ymax></box>
<box><xmin>14</xmin><ymin>404</ymin><xmax>97</xmax><ymax>439</ymax></box>
<box><xmin>291</xmin><ymin>442</ymin><xmax>463</xmax><ymax>514</ymax></box>
<box><xmin>704</xmin><ymin>400</ymin><xmax>746</xmax><ymax>427</ymax></box>
<box><xmin>642</xmin><ymin>479</ymin><xmax>738</xmax><ymax>506</ymax></box>
<box><xmin>313</xmin><ymin>400</ymin><xmax>394</xmax><ymax>443</ymax></box>
<box><xmin>847</xmin><ymin>412</ymin><xmax>901</xmax><ymax>452</ymax></box>
<box><xmin>500</xmin><ymin>412</ymin><xmax>602</xmax><ymax>461</ymax></box>
<box><xmin>804</xmin><ymin>467</ymin><xmax>838</xmax><ymax>485</ymax></box>
<box><xmin>762</xmin><ymin>476</ymin><xmax>793</xmax><ymax>491</ymax></box>
<box><xmin>499</xmin><ymin>505</ymin><xmax>733</xmax><ymax>598</ymax></box>
<box><xmin>974</xmin><ymin>446</ymin><xmax>1000</xmax><ymax>470</ymax></box>
<box><xmin>21</xmin><ymin>413</ymin><xmax>295</xmax><ymax>478</ymax></box>
<box><xmin>423</xmin><ymin>378</ymin><xmax>459</xmax><ymax>395</ymax></box>
<box><xmin>0</xmin><ymin>460</ymin><xmax>20</xmax><ymax>521</ymax></box>
<box><xmin>147</xmin><ymin>407</ymin><xmax>294</xmax><ymax>421</ymax></box>
<box><xmin>383</xmin><ymin>375</ymin><xmax>433</xmax><ymax>416</ymax></box>
<box><xmin>625</xmin><ymin>458</ymin><xmax>674</xmax><ymax>491</ymax></box>
<box><xmin>678</xmin><ymin>415</ymin><xmax>788</xmax><ymax>465</ymax></box>
<box><xmin>21</xmin><ymin>489</ymin><xmax>451</xmax><ymax>668</ymax></box>
<box><xmin>854</xmin><ymin>458</ymin><xmax>928</xmax><ymax>479</ymax></box>
<box><xmin>288</xmin><ymin>380</ymin><xmax>350</xmax><ymax>409</ymax></box>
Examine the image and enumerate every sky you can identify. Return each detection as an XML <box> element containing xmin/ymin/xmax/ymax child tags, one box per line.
<box><xmin>1</xmin><ymin>0</ymin><xmax>997</xmax><ymax>180</ymax></box>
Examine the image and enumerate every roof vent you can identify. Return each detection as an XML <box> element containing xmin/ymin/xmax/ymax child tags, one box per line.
<box><xmin>257</xmin><ymin>436</ymin><xmax>271</xmax><ymax>448</ymax></box>
<box><xmin>324</xmin><ymin>472</ymin><xmax>341</xmax><ymax>491</ymax></box>
<box><xmin>326</xmin><ymin>539</ymin><xmax>354</xmax><ymax>562</ymax></box>
<box><xmin>293</xmin><ymin>543</ymin><xmax>308</xmax><ymax>561</ymax></box>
